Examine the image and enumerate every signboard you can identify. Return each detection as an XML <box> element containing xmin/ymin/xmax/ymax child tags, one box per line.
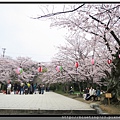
<box><xmin>105</xmin><ymin>93</ymin><xmax>112</xmax><ymax>98</ymax></box>
<box><xmin>105</xmin><ymin>93</ymin><xmax>112</xmax><ymax>105</ymax></box>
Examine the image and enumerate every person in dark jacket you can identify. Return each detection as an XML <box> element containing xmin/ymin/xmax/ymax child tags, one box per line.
<box><xmin>14</xmin><ymin>83</ymin><xmax>17</xmax><ymax>94</ymax></box>
<box><xmin>5</xmin><ymin>83</ymin><xmax>7</xmax><ymax>94</ymax></box>
<box><xmin>24</xmin><ymin>83</ymin><xmax>28</xmax><ymax>94</ymax></box>
<box><xmin>17</xmin><ymin>84</ymin><xmax>21</xmax><ymax>94</ymax></box>
<box><xmin>38</xmin><ymin>84</ymin><xmax>41</xmax><ymax>94</ymax></box>
<box><xmin>30</xmin><ymin>83</ymin><xmax>34</xmax><ymax>94</ymax></box>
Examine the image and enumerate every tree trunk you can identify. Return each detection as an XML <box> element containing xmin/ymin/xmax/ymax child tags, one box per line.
<box><xmin>63</xmin><ymin>83</ymin><xmax>66</xmax><ymax>93</ymax></box>
<box><xmin>76</xmin><ymin>81</ymin><xmax>81</xmax><ymax>93</ymax></box>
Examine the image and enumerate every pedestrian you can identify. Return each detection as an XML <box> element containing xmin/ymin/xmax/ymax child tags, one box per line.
<box><xmin>95</xmin><ymin>87</ymin><xmax>101</xmax><ymax>101</ymax></box>
<box><xmin>46</xmin><ymin>86</ymin><xmax>48</xmax><ymax>92</ymax></box>
<box><xmin>47</xmin><ymin>86</ymin><xmax>50</xmax><ymax>92</ymax></box>
<box><xmin>33</xmin><ymin>83</ymin><xmax>37</xmax><ymax>94</ymax></box>
<box><xmin>92</xmin><ymin>88</ymin><xmax>97</xmax><ymax>101</ymax></box>
<box><xmin>1</xmin><ymin>83</ymin><xmax>5</xmax><ymax>94</ymax></box>
<box><xmin>69</xmin><ymin>86</ymin><xmax>74</xmax><ymax>94</ymax></box>
<box><xmin>30</xmin><ymin>83</ymin><xmax>33</xmax><ymax>94</ymax></box>
<box><xmin>24</xmin><ymin>83</ymin><xmax>28</xmax><ymax>95</ymax></box>
<box><xmin>83</xmin><ymin>87</ymin><xmax>89</xmax><ymax>100</ymax></box>
<box><xmin>46</xmin><ymin>85</ymin><xmax>50</xmax><ymax>92</ymax></box>
<box><xmin>14</xmin><ymin>83</ymin><xmax>17</xmax><ymax>94</ymax></box>
<box><xmin>20</xmin><ymin>82</ymin><xmax>24</xmax><ymax>94</ymax></box>
<box><xmin>38</xmin><ymin>84</ymin><xmax>41</xmax><ymax>94</ymax></box>
<box><xmin>41</xmin><ymin>84</ymin><xmax>45</xmax><ymax>94</ymax></box>
<box><xmin>7</xmin><ymin>81</ymin><xmax>12</xmax><ymax>94</ymax></box>
<box><xmin>5</xmin><ymin>82</ymin><xmax>7</xmax><ymax>94</ymax></box>
<box><xmin>32</xmin><ymin>83</ymin><xmax>34</xmax><ymax>94</ymax></box>
<box><xmin>27</xmin><ymin>82</ymin><xmax>31</xmax><ymax>94</ymax></box>
<box><xmin>11</xmin><ymin>83</ymin><xmax>14</xmax><ymax>93</ymax></box>
<box><xmin>17</xmin><ymin>83</ymin><xmax>21</xmax><ymax>94</ymax></box>
<box><xmin>89</xmin><ymin>87</ymin><xmax>94</xmax><ymax>96</ymax></box>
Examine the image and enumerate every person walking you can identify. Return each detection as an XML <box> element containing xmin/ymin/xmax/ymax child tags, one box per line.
<box><xmin>24</xmin><ymin>83</ymin><xmax>28</xmax><ymax>95</ymax></box>
<box><xmin>38</xmin><ymin>84</ymin><xmax>41</xmax><ymax>94</ymax></box>
<box><xmin>27</xmin><ymin>82</ymin><xmax>31</xmax><ymax>94</ymax></box>
<box><xmin>41</xmin><ymin>84</ymin><xmax>45</xmax><ymax>94</ymax></box>
<box><xmin>33</xmin><ymin>83</ymin><xmax>37</xmax><ymax>94</ymax></box>
<box><xmin>30</xmin><ymin>83</ymin><xmax>33</xmax><ymax>94</ymax></box>
<box><xmin>17</xmin><ymin>83</ymin><xmax>21</xmax><ymax>94</ymax></box>
<box><xmin>14</xmin><ymin>83</ymin><xmax>17</xmax><ymax>94</ymax></box>
<box><xmin>5</xmin><ymin>82</ymin><xmax>7</xmax><ymax>94</ymax></box>
<box><xmin>20</xmin><ymin>82</ymin><xmax>24</xmax><ymax>94</ymax></box>
<box><xmin>7</xmin><ymin>81</ymin><xmax>11</xmax><ymax>94</ymax></box>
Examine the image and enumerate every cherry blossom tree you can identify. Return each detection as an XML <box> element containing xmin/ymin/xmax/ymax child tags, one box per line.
<box><xmin>0</xmin><ymin>56</ymin><xmax>39</xmax><ymax>85</ymax></box>
<box><xmin>34</xmin><ymin>3</ymin><xmax>120</xmax><ymax>104</ymax></box>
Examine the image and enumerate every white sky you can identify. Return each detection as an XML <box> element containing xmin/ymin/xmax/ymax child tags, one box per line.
<box><xmin>0</xmin><ymin>4</ymin><xmax>67</xmax><ymax>62</ymax></box>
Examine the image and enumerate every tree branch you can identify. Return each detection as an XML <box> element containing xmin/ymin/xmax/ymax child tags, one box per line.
<box><xmin>31</xmin><ymin>4</ymin><xmax>85</xmax><ymax>19</ymax></box>
<box><xmin>89</xmin><ymin>14</ymin><xmax>120</xmax><ymax>46</ymax></box>
<box><xmin>62</xmin><ymin>68</ymin><xmax>75</xmax><ymax>81</ymax></box>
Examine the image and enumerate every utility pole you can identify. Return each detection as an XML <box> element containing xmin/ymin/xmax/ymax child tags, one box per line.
<box><xmin>2</xmin><ymin>48</ymin><xmax>6</xmax><ymax>57</ymax></box>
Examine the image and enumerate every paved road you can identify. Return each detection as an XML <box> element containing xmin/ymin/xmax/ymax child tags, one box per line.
<box><xmin>0</xmin><ymin>91</ymin><xmax>96</xmax><ymax>115</ymax></box>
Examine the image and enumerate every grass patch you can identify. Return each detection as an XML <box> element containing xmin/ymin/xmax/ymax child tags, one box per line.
<box><xmin>54</xmin><ymin>90</ymin><xmax>120</xmax><ymax>114</ymax></box>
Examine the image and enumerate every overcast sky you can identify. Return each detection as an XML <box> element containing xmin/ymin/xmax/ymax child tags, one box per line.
<box><xmin>0</xmin><ymin>4</ymin><xmax>67</xmax><ymax>62</ymax></box>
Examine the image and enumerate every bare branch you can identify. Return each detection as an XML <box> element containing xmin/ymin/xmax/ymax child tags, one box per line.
<box><xmin>89</xmin><ymin>14</ymin><xmax>120</xmax><ymax>46</ymax></box>
<box><xmin>31</xmin><ymin>4</ymin><xmax>85</xmax><ymax>19</ymax></box>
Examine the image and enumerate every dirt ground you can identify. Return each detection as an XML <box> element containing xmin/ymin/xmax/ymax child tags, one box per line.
<box><xmin>75</xmin><ymin>97</ymin><xmax>120</xmax><ymax>114</ymax></box>
<box><xmin>64</xmin><ymin>94</ymin><xmax>120</xmax><ymax>114</ymax></box>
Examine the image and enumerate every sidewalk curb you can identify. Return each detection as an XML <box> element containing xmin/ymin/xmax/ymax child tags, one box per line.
<box><xmin>0</xmin><ymin>109</ymin><xmax>97</xmax><ymax>115</ymax></box>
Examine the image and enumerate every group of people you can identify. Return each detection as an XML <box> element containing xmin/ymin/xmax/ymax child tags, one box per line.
<box><xmin>5</xmin><ymin>81</ymin><xmax>46</xmax><ymax>95</ymax></box>
<box><xmin>83</xmin><ymin>87</ymin><xmax>101</xmax><ymax>101</ymax></box>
